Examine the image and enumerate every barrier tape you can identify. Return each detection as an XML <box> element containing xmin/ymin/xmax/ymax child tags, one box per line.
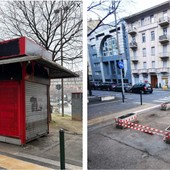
<box><xmin>116</xmin><ymin>119</ymin><xmax>170</xmax><ymax>138</ymax></box>
<box><xmin>114</xmin><ymin>115</ymin><xmax>170</xmax><ymax>141</ymax></box>
<box><xmin>118</xmin><ymin>119</ymin><xmax>165</xmax><ymax>135</ymax></box>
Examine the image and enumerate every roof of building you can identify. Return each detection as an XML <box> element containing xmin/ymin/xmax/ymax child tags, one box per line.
<box><xmin>0</xmin><ymin>55</ymin><xmax>78</xmax><ymax>79</ymax></box>
<box><xmin>124</xmin><ymin>0</ymin><xmax>170</xmax><ymax>22</ymax></box>
<box><xmin>0</xmin><ymin>37</ymin><xmax>78</xmax><ymax>79</ymax></box>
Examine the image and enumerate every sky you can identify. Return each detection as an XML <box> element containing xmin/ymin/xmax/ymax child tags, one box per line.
<box><xmin>87</xmin><ymin>0</ymin><xmax>169</xmax><ymax>23</ymax></box>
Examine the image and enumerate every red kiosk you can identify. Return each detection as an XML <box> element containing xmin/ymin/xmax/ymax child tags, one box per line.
<box><xmin>0</xmin><ymin>37</ymin><xmax>77</xmax><ymax>145</ymax></box>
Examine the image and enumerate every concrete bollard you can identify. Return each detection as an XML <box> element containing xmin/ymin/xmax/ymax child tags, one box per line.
<box><xmin>160</xmin><ymin>102</ymin><xmax>170</xmax><ymax>111</ymax></box>
<box><xmin>114</xmin><ymin>113</ymin><xmax>138</xmax><ymax>129</ymax></box>
<box><xmin>164</xmin><ymin>126</ymin><xmax>170</xmax><ymax>144</ymax></box>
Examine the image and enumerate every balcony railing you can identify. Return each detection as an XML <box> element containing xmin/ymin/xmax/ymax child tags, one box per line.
<box><xmin>128</xmin><ymin>27</ymin><xmax>137</xmax><ymax>35</ymax></box>
<box><xmin>131</xmin><ymin>69</ymin><xmax>139</xmax><ymax>74</ymax></box>
<box><xmin>158</xmin><ymin>67</ymin><xmax>169</xmax><ymax>73</ymax></box>
<box><xmin>159</xmin><ymin>35</ymin><xmax>170</xmax><ymax>44</ymax></box>
<box><xmin>148</xmin><ymin>68</ymin><xmax>156</xmax><ymax>73</ymax></box>
<box><xmin>139</xmin><ymin>69</ymin><xmax>148</xmax><ymax>74</ymax></box>
<box><xmin>159</xmin><ymin>52</ymin><xmax>170</xmax><ymax>59</ymax></box>
<box><xmin>131</xmin><ymin>56</ymin><xmax>139</xmax><ymax>62</ymax></box>
<box><xmin>159</xmin><ymin>16</ymin><xmax>170</xmax><ymax>27</ymax></box>
<box><xmin>129</xmin><ymin>41</ymin><xmax>137</xmax><ymax>49</ymax></box>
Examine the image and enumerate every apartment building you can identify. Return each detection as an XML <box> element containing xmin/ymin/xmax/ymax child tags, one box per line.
<box><xmin>88</xmin><ymin>20</ymin><xmax>132</xmax><ymax>83</ymax></box>
<box><xmin>125</xmin><ymin>1</ymin><xmax>170</xmax><ymax>88</ymax></box>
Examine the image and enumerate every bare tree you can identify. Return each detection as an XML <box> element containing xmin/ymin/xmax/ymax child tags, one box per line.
<box><xmin>0</xmin><ymin>1</ymin><xmax>82</xmax><ymax>65</ymax></box>
<box><xmin>87</xmin><ymin>0</ymin><xmax>133</xmax><ymax>36</ymax></box>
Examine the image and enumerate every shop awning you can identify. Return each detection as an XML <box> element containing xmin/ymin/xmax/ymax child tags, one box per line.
<box><xmin>0</xmin><ymin>55</ymin><xmax>79</xmax><ymax>79</ymax></box>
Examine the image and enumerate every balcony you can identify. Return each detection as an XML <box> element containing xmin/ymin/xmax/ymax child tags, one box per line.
<box><xmin>128</xmin><ymin>27</ymin><xmax>137</xmax><ymax>35</ymax></box>
<box><xmin>159</xmin><ymin>52</ymin><xmax>170</xmax><ymax>60</ymax></box>
<box><xmin>159</xmin><ymin>16</ymin><xmax>170</xmax><ymax>27</ymax></box>
<box><xmin>139</xmin><ymin>69</ymin><xmax>148</xmax><ymax>74</ymax></box>
<box><xmin>159</xmin><ymin>35</ymin><xmax>170</xmax><ymax>44</ymax></box>
<box><xmin>131</xmin><ymin>56</ymin><xmax>139</xmax><ymax>63</ymax></box>
<box><xmin>129</xmin><ymin>41</ymin><xmax>137</xmax><ymax>49</ymax></box>
<box><xmin>158</xmin><ymin>67</ymin><xmax>169</xmax><ymax>73</ymax></box>
<box><xmin>148</xmin><ymin>68</ymin><xmax>156</xmax><ymax>73</ymax></box>
<box><xmin>131</xmin><ymin>69</ymin><xmax>139</xmax><ymax>74</ymax></box>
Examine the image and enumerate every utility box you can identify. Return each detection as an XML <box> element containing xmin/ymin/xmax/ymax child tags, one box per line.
<box><xmin>72</xmin><ymin>92</ymin><xmax>82</xmax><ymax>121</ymax></box>
<box><xmin>0</xmin><ymin>37</ymin><xmax>78</xmax><ymax>145</ymax></box>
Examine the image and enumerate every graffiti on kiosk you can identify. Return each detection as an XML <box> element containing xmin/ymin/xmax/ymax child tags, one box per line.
<box><xmin>30</xmin><ymin>96</ymin><xmax>43</xmax><ymax>112</ymax></box>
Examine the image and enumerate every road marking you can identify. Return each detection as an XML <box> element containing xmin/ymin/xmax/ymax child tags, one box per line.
<box><xmin>135</xmin><ymin>104</ymin><xmax>160</xmax><ymax>114</ymax></box>
<box><xmin>88</xmin><ymin>99</ymin><xmax>121</xmax><ymax>107</ymax></box>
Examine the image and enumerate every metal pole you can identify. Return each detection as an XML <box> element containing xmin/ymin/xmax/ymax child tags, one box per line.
<box><xmin>140</xmin><ymin>91</ymin><xmax>143</xmax><ymax>105</ymax></box>
<box><xmin>113</xmin><ymin>0</ymin><xmax>125</xmax><ymax>102</ymax></box>
<box><xmin>60</xmin><ymin>2</ymin><xmax>64</xmax><ymax>117</ymax></box>
<box><xmin>122</xmin><ymin>91</ymin><xmax>124</xmax><ymax>103</ymax></box>
<box><xmin>59</xmin><ymin>129</ymin><xmax>65</xmax><ymax>170</ymax></box>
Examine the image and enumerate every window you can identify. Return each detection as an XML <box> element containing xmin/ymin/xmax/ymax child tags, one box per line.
<box><xmin>132</xmin><ymin>36</ymin><xmax>136</xmax><ymax>42</ymax></box>
<box><xmin>142</xmin><ymin>48</ymin><xmax>146</xmax><ymax>57</ymax></box>
<box><xmin>143</xmin><ymin>62</ymin><xmax>147</xmax><ymax>69</ymax></box>
<box><xmin>102</xmin><ymin>36</ymin><xmax>118</xmax><ymax>57</ymax></box>
<box><xmin>142</xmin><ymin>33</ymin><xmax>146</xmax><ymax>43</ymax></box>
<box><xmin>151</xmin><ymin>31</ymin><xmax>155</xmax><ymax>41</ymax></box>
<box><xmin>95</xmin><ymin>71</ymin><xmax>101</xmax><ymax>76</ymax></box>
<box><xmin>163</xmin><ymin>45</ymin><xmax>167</xmax><ymax>54</ymax></box>
<box><xmin>150</xmin><ymin>15</ymin><xmax>154</xmax><ymax>23</ymax></box>
<box><xmin>94</xmin><ymin>63</ymin><xmax>100</xmax><ymax>67</ymax></box>
<box><xmin>152</xmin><ymin>61</ymin><xmax>155</xmax><ymax>68</ymax></box>
<box><xmin>134</xmin><ymin>63</ymin><xmax>138</xmax><ymax>69</ymax></box>
<box><xmin>163</xmin><ymin>28</ymin><xmax>167</xmax><ymax>35</ymax></box>
<box><xmin>163</xmin><ymin>60</ymin><xmax>167</xmax><ymax>67</ymax></box>
<box><xmin>151</xmin><ymin>47</ymin><xmax>155</xmax><ymax>56</ymax></box>
<box><xmin>91</xmin><ymin>45</ymin><xmax>96</xmax><ymax>50</ymax></box>
<box><xmin>133</xmin><ymin>50</ymin><xmax>137</xmax><ymax>57</ymax></box>
<box><xmin>163</xmin><ymin>10</ymin><xmax>167</xmax><ymax>19</ymax></box>
<box><xmin>141</xmin><ymin>18</ymin><xmax>144</xmax><ymax>26</ymax></box>
<box><xmin>92</xmin><ymin>54</ymin><xmax>97</xmax><ymax>58</ymax></box>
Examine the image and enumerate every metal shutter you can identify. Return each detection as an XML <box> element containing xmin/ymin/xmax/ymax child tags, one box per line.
<box><xmin>25</xmin><ymin>81</ymin><xmax>48</xmax><ymax>141</ymax></box>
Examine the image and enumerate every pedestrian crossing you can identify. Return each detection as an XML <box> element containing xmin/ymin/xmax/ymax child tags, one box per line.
<box><xmin>153</xmin><ymin>96</ymin><xmax>170</xmax><ymax>103</ymax></box>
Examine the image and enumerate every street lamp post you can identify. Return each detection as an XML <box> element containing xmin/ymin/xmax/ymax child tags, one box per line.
<box><xmin>113</xmin><ymin>0</ymin><xmax>125</xmax><ymax>103</ymax></box>
<box><xmin>55</xmin><ymin>3</ymin><xmax>69</xmax><ymax>117</ymax></box>
<box><xmin>60</xmin><ymin>5</ymin><xmax>64</xmax><ymax>117</ymax></box>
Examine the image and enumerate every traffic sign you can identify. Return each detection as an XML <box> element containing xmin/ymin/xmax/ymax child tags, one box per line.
<box><xmin>118</xmin><ymin>61</ymin><xmax>124</xmax><ymax>69</ymax></box>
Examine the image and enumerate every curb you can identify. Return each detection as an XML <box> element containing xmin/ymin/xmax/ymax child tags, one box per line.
<box><xmin>88</xmin><ymin>95</ymin><xmax>116</xmax><ymax>103</ymax></box>
<box><xmin>88</xmin><ymin>104</ymin><xmax>160</xmax><ymax>127</ymax></box>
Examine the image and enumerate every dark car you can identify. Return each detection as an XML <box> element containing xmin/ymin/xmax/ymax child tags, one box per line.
<box><xmin>130</xmin><ymin>83</ymin><xmax>153</xmax><ymax>94</ymax></box>
<box><xmin>114</xmin><ymin>83</ymin><xmax>132</xmax><ymax>92</ymax></box>
<box><xmin>100</xmin><ymin>82</ymin><xmax>117</xmax><ymax>91</ymax></box>
<box><xmin>89</xmin><ymin>81</ymin><xmax>101</xmax><ymax>90</ymax></box>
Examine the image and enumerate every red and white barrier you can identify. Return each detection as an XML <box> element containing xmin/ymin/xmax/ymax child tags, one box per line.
<box><xmin>114</xmin><ymin>117</ymin><xmax>170</xmax><ymax>143</ymax></box>
<box><xmin>117</xmin><ymin>119</ymin><xmax>165</xmax><ymax>136</ymax></box>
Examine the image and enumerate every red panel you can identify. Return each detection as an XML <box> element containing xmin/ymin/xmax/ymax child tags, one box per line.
<box><xmin>19</xmin><ymin>37</ymin><xmax>26</xmax><ymax>55</ymax></box>
<box><xmin>0</xmin><ymin>81</ymin><xmax>20</xmax><ymax>137</ymax></box>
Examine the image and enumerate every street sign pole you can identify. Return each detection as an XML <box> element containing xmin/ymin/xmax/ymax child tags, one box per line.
<box><xmin>113</xmin><ymin>0</ymin><xmax>125</xmax><ymax>103</ymax></box>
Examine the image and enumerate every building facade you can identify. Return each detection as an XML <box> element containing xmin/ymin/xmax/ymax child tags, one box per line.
<box><xmin>88</xmin><ymin>20</ymin><xmax>132</xmax><ymax>84</ymax></box>
<box><xmin>125</xmin><ymin>1</ymin><xmax>170</xmax><ymax>88</ymax></box>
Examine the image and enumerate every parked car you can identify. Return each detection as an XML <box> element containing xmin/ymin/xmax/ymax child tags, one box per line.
<box><xmin>130</xmin><ymin>83</ymin><xmax>153</xmax><ymax>94</ymax></box>
<box><xmin>99</xmin><ymin>82</ymin><xmax>117</xmax><ymax>91</ymax></box>
<box><xmin>114</xmin><ymin>83</ymin><xmax>132</xmax><ymax>92</ymax></box>
<box><xmin>89</xmin><ymin>81</ymin><xmax>102</xmax><ymax>90</ymax></box>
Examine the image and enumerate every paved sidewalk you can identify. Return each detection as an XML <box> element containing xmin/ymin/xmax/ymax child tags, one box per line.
<box><xmin>0</xmin><ymin>114</ymin><xmax>82</xmax><ymax>170</ymax></box>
